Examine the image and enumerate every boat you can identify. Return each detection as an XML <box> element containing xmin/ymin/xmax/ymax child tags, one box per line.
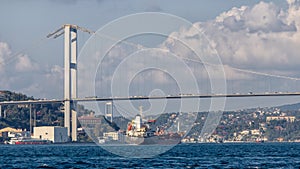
<box><xmin>125</xmin><ymin>134</ymin><xmax>182</xmax><ymax>145</ymax></box>
<box><xmin>125</xmin><ymin>113</ymin><xmax>182</xmax><ymax>145</ymax></box>
<box><xmin>8</xmin><ymin>137</ymin><xmax>51</xmax><ymax>145</ymax></box>
<box><xmin>255</xmin><ymin>137</ymin><xmax>265</xmax><ymax>143</ymax></box>
<box><xmin>15</xmin><ymin>139</ymin><xmax>51</xmax><ymax>145</ymax></box>
<box><xmin>7</xmin><ymin>137</ymin><xmax>19</xmax><ymax>145</ymax></box>
<box><xmin>98</xmin><ymin>137</ymin><xmax>106</xmax><ymax>144</ymax></box>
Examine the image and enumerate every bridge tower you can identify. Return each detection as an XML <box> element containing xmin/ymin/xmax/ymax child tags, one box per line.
<box><xmin>64</xmin><ymin>24</ymin><xmax>78</xmax><ymax>141</ymax></box>
<box><xmin>105</xmin><ymin>102</ymin><xmax>113</xmax><ymax>123</ymax></box>
<box><xmin>47</xmin><ymin>24</ymin><xmax>93</xmax><ymax>141</ymax></box>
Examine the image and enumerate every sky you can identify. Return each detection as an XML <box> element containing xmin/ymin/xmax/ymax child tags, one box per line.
<box><xmin>1</xmin><ymin>0</ymin><xmax>300</xmax><ymax>112</ymax></box>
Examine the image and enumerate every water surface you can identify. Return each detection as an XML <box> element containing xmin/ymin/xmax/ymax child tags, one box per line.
<box><xmin>0</xmin><ymin>143</ymin><xmax>299</xmax><ymax>168</ymax></box>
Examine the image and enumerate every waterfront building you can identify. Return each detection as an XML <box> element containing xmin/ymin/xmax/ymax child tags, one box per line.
<box><xmin>33</xmin><ymin>126</ymin><xmax>68</xmax><ymax>143</ymax></box>
<box><xmin>0</xmin><ymin>127</ymin><xmax>22</xmax><ymax>137</ymax></box>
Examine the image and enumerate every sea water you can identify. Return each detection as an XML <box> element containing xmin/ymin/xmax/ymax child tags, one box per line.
<box><xmin>0</xmin><ymin>143</ymin><xmax>299</xmax><ymax>168</ymax></box>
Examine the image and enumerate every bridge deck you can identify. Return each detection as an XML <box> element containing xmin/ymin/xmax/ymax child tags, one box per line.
<box><xmin>1</xmin><ymin>92</ymin><xmax>300</xmax><ymax>105</ymax></box>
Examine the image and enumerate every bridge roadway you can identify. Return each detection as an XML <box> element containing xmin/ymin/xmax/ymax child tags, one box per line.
<box><xmin>1</xmin><ymin>92</ymin><xmax>300</xmax><ymax>105</ymax></box>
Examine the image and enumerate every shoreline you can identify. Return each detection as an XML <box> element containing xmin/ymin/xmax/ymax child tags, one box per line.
<box><xmin>2</xmin><ymin>141</ymin><xmax>300</xmax><ymax>145</ymax></box>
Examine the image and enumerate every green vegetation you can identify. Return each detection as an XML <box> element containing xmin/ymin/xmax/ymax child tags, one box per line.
<box><xmin>0</xmin><ymin>91</ymin><xmax>89</xmax><ymax>130</ymax></box>
<box><xmin>0</xmin><ymin>91</ymin><xmax>63</xmax><ymax>129</ymax></box>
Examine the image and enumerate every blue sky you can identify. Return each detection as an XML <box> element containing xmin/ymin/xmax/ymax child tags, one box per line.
<box><xmin>1</xmin><ymin>0</ymin><xmax>300</xmax><ymax>111</ymax></box>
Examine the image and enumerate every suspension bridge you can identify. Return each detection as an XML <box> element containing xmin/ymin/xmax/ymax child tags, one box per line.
<box><xmin>0</xmin><ymin>24</ymin><xmax>300</xmax><ymax>142</ymax></box>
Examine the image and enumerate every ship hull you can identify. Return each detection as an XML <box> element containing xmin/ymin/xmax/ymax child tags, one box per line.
<box><xmin>125</xmin><ymin>135</ymin><xmax>181</xmax><ymax>145</ymax></box>
<box><xmin>15</xmin><ymin>140</ymin><xmax>51</xmax><ymax>145</ymax></box>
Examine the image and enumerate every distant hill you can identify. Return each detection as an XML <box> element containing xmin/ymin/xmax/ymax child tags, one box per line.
<box><xmin>0</xmin><ymin>90</ymin><xmax>34</xmax><ymax>102</ymax></box>
<box><xmin>0</xmin><ymin>90</ymin><xmax>91</xmax><ymax>130</ymax></box>
<box><xmin>276</xmin><ymin>103</ymin><xmax>300</xmax><ymax>111</ymax></box>
<box><xmin>2</xmin><ymin>90</ymin><xmax>300</xmax><ymax>142</ymax></box>
<box><xmin>0</xmin><ymin>90</ymin><xmax>63</xmax><ymax>130</ymax></box>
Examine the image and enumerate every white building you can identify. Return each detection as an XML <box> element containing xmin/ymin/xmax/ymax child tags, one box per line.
<box><xmin>250</xmin><ymin>129</ymin><xmax>261</xmax><ymax>135</ymax></box>
<box><xmin>33</xmin><ymin>126</ymin><xmax>69</xmax><ymax>143</ymax></box>
<box><xmin>266</xmin><ymin>116</ymin><xmax>296</xmax><ymax>123</ymax></box>
<box><xmin>240</xmin><ymin>130</ymin><xmax>249</xmax><ymax>135</ymax></box>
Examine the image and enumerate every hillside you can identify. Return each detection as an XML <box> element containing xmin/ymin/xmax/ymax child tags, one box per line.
<box><xmin>1</xmin><ymin>90</ymin><xmax>300</xmax><ymax>142</ymax></box>
<box><xmin>276</xmin><ymin>103</ymin><xmax>300</xmax><ymax>111</ymax></box>
<box><xmin>0</xmin><ymin>90</ymin><xmax>89</xmax><ymax>130</ymax></box>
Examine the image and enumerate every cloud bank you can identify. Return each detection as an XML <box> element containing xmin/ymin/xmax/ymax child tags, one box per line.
<box><xmin>165</xmin><ymin>0</ymin><xmax>300</xmax><ymax>75</ymax></box>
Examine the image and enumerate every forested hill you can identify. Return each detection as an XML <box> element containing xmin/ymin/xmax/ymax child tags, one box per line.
<box><xmin>0</xmin><ymin>90</ymin><xmax>88</xmax><ymax>130</ymax></box>
<box><xmin>0</xmin><ymin>90</ymin><xmax>34</xmax><ymax>102</ymax></box>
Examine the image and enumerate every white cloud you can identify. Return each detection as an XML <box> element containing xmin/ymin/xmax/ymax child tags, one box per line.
<box><xmin>46</xmin><ymin>64</ymin><xmax>64</xmax><ymax>79</ymax></box>
<box><xmin>15</xmin><ymin>54</ymin><xmax>39</xmax><ymax>72</ymax></box>
<box><xmin>85</xmin><ymin>0</ymin><xmax>300</xmax><ymax>98</ymax></box>
<box><xmin>0</xmin><ymin>41</ymin><xmax>63</xmax><ymax>98</ymax></box>
<box><xmin>161</xmin><ymin>0</ymin><xmax>300</xmax><ymax>80</ymax></box>
<box><xmin>0</xmin><ymin>42</ymin><xmax>11</xmax><ymax>73</ymax></box>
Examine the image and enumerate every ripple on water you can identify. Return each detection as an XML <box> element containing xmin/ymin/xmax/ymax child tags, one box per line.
<box><xmin>0</xmin><ymin>143</ymin><xmax>300</xmax><ymax>168</ymax></box>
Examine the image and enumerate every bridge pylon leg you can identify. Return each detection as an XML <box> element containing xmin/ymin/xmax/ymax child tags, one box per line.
<box><xmin>72</xmin><ymin>110</ymin><xmax>77</xmax><ymax>141</ymax></box>
<box><xmin>64</xmin><ymin>25</ymin><xmax>71</xmax><ymax>139</ymax></box>
<box><xmin>71</xmin><ymin>25</ymin><xmax>77</xmax><ymax>142</ymax></box>
<box><xmin>64</xmin><ymin>24</ymin><xmax>78</xmax><ymax>142</ymax></box>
